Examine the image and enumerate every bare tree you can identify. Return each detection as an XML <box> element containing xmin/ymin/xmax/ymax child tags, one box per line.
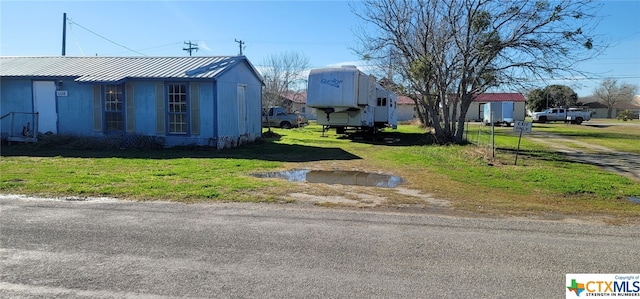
<box><xmin>261</xmin><ymin>51</ymin><xmax>310</xmax><ymax>110</ymax></box>
<box><xmin>594</xmin><ymin>78</ymin><xmax>638</xmax><ymax>118</ymax></box>
<box><xmin>352</xmin><ymin>0</ymin><xmax>602</xmax><ymax>144</ymax></box>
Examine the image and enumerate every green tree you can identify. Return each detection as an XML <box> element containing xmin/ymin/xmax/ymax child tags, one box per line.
<box><xmin>352</xmin><ymin>0</ymin><xmax>601</xmax><ymax>144</ymax></box>
<box><xmin>527</xmin><ymin>85</ymin><xmax>578</xmax><ymax>112</ymax></box>
<box><xmin>526</xmin><ymin>88</ymin><xmax>546</xmax><ymax>113</ymax></box>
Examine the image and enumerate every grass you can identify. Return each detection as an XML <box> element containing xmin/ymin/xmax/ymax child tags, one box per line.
<box><xmin>526</xmin><ymin>119</ymin><xmax>640</xmax><ymax>154</ymax></box>
<box><xmin>1</xmin><ymin>122</ymin><xmax>639</xmax><ymax>224</ymax></box>
<box><xmin>0</xmin><ymin>154</ymin><xmax>282</xmax><ymax>202</ymax></box>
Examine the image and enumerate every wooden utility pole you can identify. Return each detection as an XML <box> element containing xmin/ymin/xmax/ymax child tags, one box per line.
<box><xmin>183</xmin><ymin>41</ymin><xmax>199</xmax><ymax>56</ymax></box>
<box><xmin>62</xmin><ymin>13</ymin><xmax>67</xmax><ymax>56</ymax></box>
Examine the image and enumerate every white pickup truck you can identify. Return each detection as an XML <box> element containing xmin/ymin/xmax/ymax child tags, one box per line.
<box><xmin>530</xmin><ymin>108</ymin><xmax>591</xmax><ymax>124</ymax></box>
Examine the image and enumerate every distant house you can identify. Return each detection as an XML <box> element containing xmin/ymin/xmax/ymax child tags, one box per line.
<box><xmin>465</xmin><ymin>93</ymin><xmax>526</xmax><ymax>122</ymax></box>
<box><xmin>280</xmin><ymin>91</ymin><xmax>316</xmax><ymax>120</ymax></box>
<box><xmin>382</xmin><ymin>93</ymin><xmax>527</xmax><ymax>123</ymax></box>
<box><xmin>0</xmin><ymin>56</ymin><xmax>263</xmax><ymax>149</ymax></box>
<box><xmin>397</xmin><ymin>95</ymin><xmax>417</xmax><ymax>122</ymax></box>
<box><xmin>580</xmin><ymin>100</ymin><xmax>640</xmax><ymax>119</ymax></box>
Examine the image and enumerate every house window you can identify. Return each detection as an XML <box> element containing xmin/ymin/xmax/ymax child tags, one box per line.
<box><xmin>168</xmin><ymin>83</ymin><xmax>188</xmax><ymax>134</ymax></box>
<box><xmin>377</xmin><ymin>97</ymin><xmax>387</xmax><ymax>106</ymax></box>
<box><xmin>104</xmin><ymin>84</ymin><xmax>124</xmax><ymax>132</ymax></box>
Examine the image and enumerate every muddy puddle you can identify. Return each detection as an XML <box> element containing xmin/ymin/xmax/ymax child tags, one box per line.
<box><xmin>252</xmin><ymin>169</ymin><xmax>403</xmax><ymax>188</ymax></box>
<box><xmin>628</xmin><ymin>197</ymin><xmax>640</xmax><ymax>204</ymax></box>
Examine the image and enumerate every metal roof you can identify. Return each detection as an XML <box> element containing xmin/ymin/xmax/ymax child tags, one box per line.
<box><xmin>473</xmin><ymin>93</ymin><xmax>526</xmax><ymax>102</ymax></box>
<box><xmin>397</xmin><ymin>95</ymin><xmax>415</xmax><ymax>105</ymax></box>
<box><xmin>0</xmin><ymin>56</ymin><xmax>264</xmax><ymax>83</ymax></box>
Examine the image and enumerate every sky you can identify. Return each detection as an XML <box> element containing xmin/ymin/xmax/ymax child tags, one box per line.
<box><xmin>1</xmin><ymin>0</ymin><xmax>639</xmax><ymax>98</ymax></box>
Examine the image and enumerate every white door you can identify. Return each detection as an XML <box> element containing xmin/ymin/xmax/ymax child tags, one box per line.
<box><xmin>33</xmin><ymin>81</ymin><xmax>57</xmax><ymax>133</ymax></box>
<box><xmin>388</xmin><ymin>95</ymin><xmax>398</xmax><ymax>128</ymax></box>
<box><xmin>237</xmin><ymin>85</ymin><xmax>247</xmax><ymax>135</ymax></box>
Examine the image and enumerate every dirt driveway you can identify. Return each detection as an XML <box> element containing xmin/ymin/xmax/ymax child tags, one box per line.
<box><xmin>525</xmin><ymin>124</ymin><xmax>640</xmax><ymax>182</ymax></box>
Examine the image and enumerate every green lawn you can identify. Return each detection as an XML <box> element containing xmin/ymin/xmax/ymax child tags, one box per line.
<box><xmin>525</xmin><ymin>119</ymin><xmax>640</xmax><ymax>154</ymax></box>
<box><xmin>1</xmin><ymin>122</ymin><xmax>639</xmax><ymax>223</ymax></box>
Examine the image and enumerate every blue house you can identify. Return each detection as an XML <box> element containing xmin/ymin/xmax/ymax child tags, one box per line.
<box><xmin>0</xmin><ymin>56</ymin><xmax>263</xmax><ymax>149</ymax></box>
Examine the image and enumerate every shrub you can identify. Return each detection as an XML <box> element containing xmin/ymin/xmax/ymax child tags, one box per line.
<box><xmin>617</xmin><ymin>109</ymin><xmax>638</xmax><ymax>121</ymax></box>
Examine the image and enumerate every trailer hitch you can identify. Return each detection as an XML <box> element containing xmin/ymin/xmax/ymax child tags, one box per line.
<box><xmin>319</xmin><ymin>108</ymin><xmax>335</xmax><ymax>121</ymax></box>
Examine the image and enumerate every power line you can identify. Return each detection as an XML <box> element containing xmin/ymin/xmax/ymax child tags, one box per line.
<box><xmin>67</xmin><ymin>21</ymin><xmax>85</xmax><ymax>56</ymax></box>
<box><xmin>66</xmin><ymin>17</ymin><xmax>147</xmax><ymax>56</ymax></box>
<box><xmin>103</xmin><ymin>42</ymin><xmax>182</xmax><ymax>56</ymax></box>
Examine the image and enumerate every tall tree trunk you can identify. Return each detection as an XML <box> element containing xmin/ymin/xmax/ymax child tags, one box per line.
<box><xmin>412</xmin><ymin>96</ymin><xmax>428</xmax><ymax>126</ymax></box>
<box><xmin>455</xmin><ymin>94</ymin><xmax>473</xmax><ymax>143</ymax></box>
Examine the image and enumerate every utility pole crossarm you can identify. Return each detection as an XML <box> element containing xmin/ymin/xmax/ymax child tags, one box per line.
<box><xmin>183</xmin><ymin>41</ymin><xmax>199</xmax><ymax>56</ymax></box>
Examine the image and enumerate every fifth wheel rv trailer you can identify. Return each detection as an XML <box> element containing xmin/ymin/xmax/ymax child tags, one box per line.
<box><xmin>306</xmin><ymin>66</ymin><xmax>397</xmax><ymax>134</ymax></box>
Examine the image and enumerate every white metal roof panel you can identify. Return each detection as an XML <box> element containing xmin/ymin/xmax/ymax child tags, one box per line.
<box><xmin>0</xmin><ymin>56</ymin><xmax>262</xmax><ymax>83</ymax></box>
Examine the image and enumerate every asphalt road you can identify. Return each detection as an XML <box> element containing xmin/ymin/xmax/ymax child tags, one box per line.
<box><xmin>1</xmin><ymin>195</ymin><xmax>639</xmax><ymax>298</ymax></box>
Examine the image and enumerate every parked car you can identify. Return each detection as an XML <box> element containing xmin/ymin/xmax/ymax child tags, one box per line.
<box><xmin>262</xmin><ymin>106</ymin><xmax>308</xmax><ymax>129</ymax></box>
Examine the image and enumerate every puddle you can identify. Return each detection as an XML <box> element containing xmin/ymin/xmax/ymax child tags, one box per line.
<box><xmin>252</xmin><ymin>169</ymin><xmax>403</xmax><ymax>188</ymax></box>
<box><xmin>628</xmin><ymin>197</ymin><xmax>640</xmax><ymax>204</ymax></box>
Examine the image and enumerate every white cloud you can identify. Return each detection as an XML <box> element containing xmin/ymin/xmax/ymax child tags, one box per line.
<box><xmin>198</xmin><ymin>41</ymin><xmax>212</xmax><ymax>52</ymax></box>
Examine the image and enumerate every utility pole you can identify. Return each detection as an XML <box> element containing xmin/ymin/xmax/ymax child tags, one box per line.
<box><xmin>62</xmin><ymin>13</ymin><xmax>67</xmax><ymax>56</ymax></box>
<box><xmin>234</xmin><ymin>39</ymin><xmax>245</xmax><ymax>55</ymax></box>
<box><xmin>183</xmin><ymin>41</ymin><xmax>199</xmax><ymax>56</ymax></box>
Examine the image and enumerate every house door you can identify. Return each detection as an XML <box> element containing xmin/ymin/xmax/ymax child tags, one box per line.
<box><xmin>237</xmin><ymin>84</ymin><xmax>247</xmax><ymax>135</ymax></box>
<box><xmin>33</xmin><ymin>81</ymin><xmax>57</xmax><ymax>134</ymax></box>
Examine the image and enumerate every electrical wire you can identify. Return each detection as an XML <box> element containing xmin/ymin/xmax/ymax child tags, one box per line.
<box><xmin>104</xmin><ymin>42</ymin><xmax>182</xmax><ymax>56</ymax></box>
<box><xmin>68</xmin><ymin>22</ymin><xmax>86</xmax><ymax>56</ymax></box>
<box><xmin>66</xmin><ymin>17</ymin><xmax>147</xmax><ymax>56</ymax></box>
